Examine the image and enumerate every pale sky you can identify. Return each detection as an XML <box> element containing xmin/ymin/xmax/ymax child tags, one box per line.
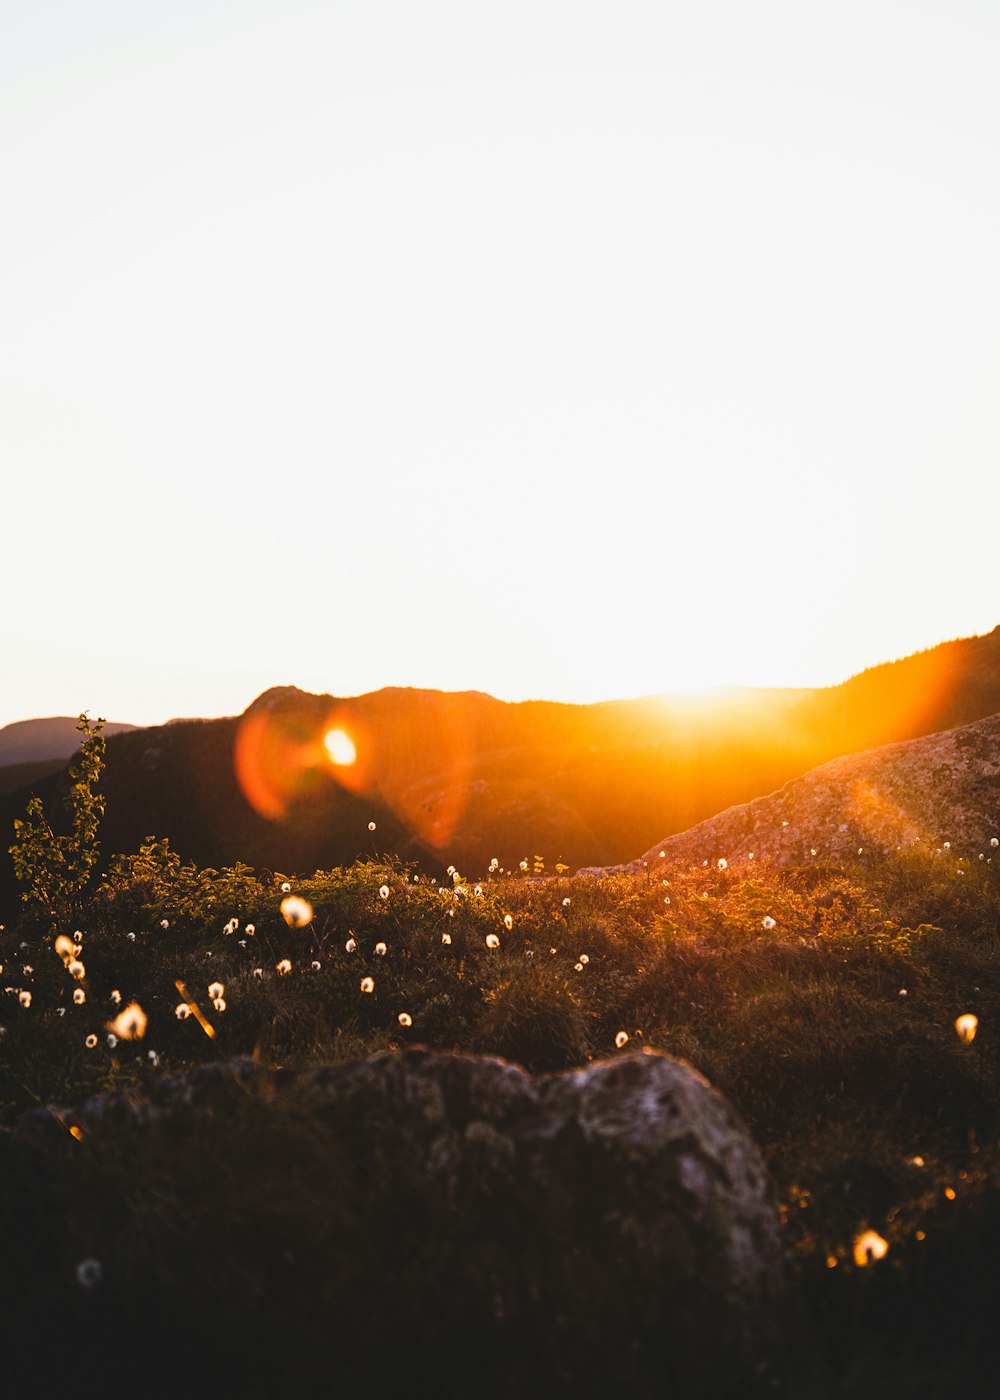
<box><xmin>2</xmin><ymin>0</ymin><xmax>999</xmax><ymax>727</ymax></box>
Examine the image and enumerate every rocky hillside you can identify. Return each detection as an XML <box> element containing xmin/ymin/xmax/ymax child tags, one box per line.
<box><xmin>610</xmin><ymin>712</ymin><xmax>1000</xmax><ymax>873</ymax></box>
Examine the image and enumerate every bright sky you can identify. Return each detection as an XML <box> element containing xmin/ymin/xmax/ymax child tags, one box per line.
<box><xmin>2</xmin><ymin>0</ymin><xmax>999</xmax><ymax>727</ymax></box>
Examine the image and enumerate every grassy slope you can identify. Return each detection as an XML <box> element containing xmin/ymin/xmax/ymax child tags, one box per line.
<box><xmin>1</xmin><ymin>840</ymin><xmax>998</xmax><ymax>1397</ymax></box>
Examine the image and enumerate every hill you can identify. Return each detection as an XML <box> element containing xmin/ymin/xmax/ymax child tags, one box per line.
<box><xmin>0</xmin><ymin>716</ymin><xmax>139</xmax><ymax>765</ymax></box>
<box><xmin>1</xmin><ymin>626</ymin><xmax>998</xmax><ymax>914</ymax></box>
<box><xmin>602</xmin><ymin>710</ymin><xmax>1000</xmax><ymax>875</ymax></box>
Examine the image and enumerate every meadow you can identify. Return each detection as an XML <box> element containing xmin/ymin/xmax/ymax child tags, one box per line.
<box><xmin>2</xmin><ymin>830</ymin><xmax>998</xmax><ymax>1397</ymax></box>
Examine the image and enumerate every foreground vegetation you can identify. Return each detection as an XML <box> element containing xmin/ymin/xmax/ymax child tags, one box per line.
<box><xmin>1</xmin><ymin>834</ymin><xmax>998</xmax><ymax>1397</ymax></box>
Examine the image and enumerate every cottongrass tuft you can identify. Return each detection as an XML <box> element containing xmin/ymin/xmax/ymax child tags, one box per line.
<box><xmin>615</xmin><ymin>1031</ymin><xmax>629</xmax><ymax>1049</ymax></box>
<box><xmin>360</xmin><ymin>976</ymin><xmax>374</xmax><ymax>994</ymax></box>
<box><xmin>954</xmin><ymin>1013</ymin><xmax>978</xmax><ymax>1044</ymax></box>
<box><xmin>280</xmin><ymin>896</ymin><xmax>313</xmax><ymax>928</ymax></box>
<box><xmin>276</xmin><ymin>959</ymin><xmax>292</xmax><ymax>976</ymax></box>
<box><xmin>852</xmin><ymin>1230</ymin><xmax>889</xmax><ymax>1267</ymax></box>
<box><xmin>486</xmin><ymin>934</ymin><xmax>500</xmax><ymax>950</ymax></box>
<box><xmin>109</xmin><ymin>1002</ymin><xmax>148</xmax><ymax>1040</ymax></box>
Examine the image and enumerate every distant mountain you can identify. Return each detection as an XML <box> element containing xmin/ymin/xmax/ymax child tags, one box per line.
<box><xmin>596</xmin><ymin>710</ymin><xmax>1000</xmax><ymax>875</ymax></box>
<box><xmin>1</xmin><ymin>626</ymin><xmax>998</xmax><ymax>914</ymax></box>
<box><xmin>0</xmin><ymin>717</ymin><xmax>139</xmax><ymax>765</ymax></box>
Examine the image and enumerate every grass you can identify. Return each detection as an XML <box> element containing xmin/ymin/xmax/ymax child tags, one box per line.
<box><xmin>1</xmin><ymin>839</ymin><xmax>998</xmax><ymax>1396</ymax></box>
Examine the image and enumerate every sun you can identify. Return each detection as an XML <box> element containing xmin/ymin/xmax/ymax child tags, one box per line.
<box><xmin>324</xmin><ymin>728</ymin><xmax>357</xmax><ymax>766</ymax></box>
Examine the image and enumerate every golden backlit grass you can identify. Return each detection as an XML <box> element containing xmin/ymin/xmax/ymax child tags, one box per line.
<box><xmin>1</xmin><ymin>839</ymin><xmax>998</xmax><ymax>1396</ymax></box>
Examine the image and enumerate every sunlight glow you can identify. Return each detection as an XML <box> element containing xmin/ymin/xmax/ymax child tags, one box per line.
<box><xmin>324</xmin><ymin>729</ymin><xmax>357</xmax><ymax>766</ymax></box>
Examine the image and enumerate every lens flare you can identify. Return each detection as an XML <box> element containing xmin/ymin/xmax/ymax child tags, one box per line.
<box><xmin>324</xmin><ymin>728</ymin><xmax>357</xmax><ymax>766</ymax></box>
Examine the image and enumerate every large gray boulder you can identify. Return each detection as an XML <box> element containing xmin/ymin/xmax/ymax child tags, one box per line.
<box><xmin>12</xmin><ymin>1049</ymin><xmax>787</xmax><ymax>1398</ymax></box>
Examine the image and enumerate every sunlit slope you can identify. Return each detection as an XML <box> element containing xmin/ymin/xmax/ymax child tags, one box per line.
<box><xmin>1</xmin><ymin>626</ymin><xmax>997</xmax><ymax>909</ymax></box>
<box><xmin>597</xmin><ymin>710</ymin><xmax>1000</xmax><ymax>875</ymax></box>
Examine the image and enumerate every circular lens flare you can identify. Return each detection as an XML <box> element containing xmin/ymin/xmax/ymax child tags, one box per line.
<box><xmin>324</xmin><ymin>728</ymin><xmax>357</xmax><ymax>766</ymax></box>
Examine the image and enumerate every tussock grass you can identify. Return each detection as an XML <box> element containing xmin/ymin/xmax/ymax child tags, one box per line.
<box><xmin>1</xmin><ymin>841</ymin><xmax>998</xmax><ymax>1396</ymax></box>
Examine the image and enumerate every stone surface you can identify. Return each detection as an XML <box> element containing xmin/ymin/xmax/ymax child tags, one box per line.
<box><xmin>13</xmin><ymin>1049</ymin><xmax>788</xmax><ymax>1398</ymax></box>
<box><xmin>580</xmin><ymin>711</ymin><xmax>1000</xmax><ymax>876</ymax></box>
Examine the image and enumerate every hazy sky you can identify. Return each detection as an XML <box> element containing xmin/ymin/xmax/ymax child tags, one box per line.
<box><xmin>2</xmin><ymin>0</ymin><xmax>998</xmax><ymax>727</ymax></box>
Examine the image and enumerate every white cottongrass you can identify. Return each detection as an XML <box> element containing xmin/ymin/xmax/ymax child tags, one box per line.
<box><xmin>379</xmin><ymin>885</ymin><xmax>390</xmax><ymax>900</ymax></box>
<box><xmin>108</xmin><ymin>1002</ymin><xmax>148</xmax><ymax>1040</ymax></box>
<box><xmin>954</xmin><ymin>1013</ymin><xmax>978</xmax><ymax>1044</ymax></box>
<box><xmin>360</xmin><ymin>976</ymin><xmax>374</xmax><ymax>993</ymax></box>
<box><xmin>615</xmin><ymin>1031</ymin><xmax>629</xmax><ymax>1049</ymax></box>
<box><xmin>280</xmin><ymin>896</ymin><xmax>313</xmax><ymax>928</ymax></box>
<box><xmin>485</xmin><ymin>934</ymin><xmax>500</xmax><ymax>950</ymax></box>
<box><xmin>762</xmin><ymin>916</ymin><xmax>776</xmax><ymax>931</ymax></box>
<box><xmin>374</xmin><ymin>942</ymin><xmax>387</xmax><ymax>956</ymax></box>
<box><xmin>276</xmin><ymin>959</ymin><xmax>292</xmax><ymax>975</ymax></box>
<box><xmin>398</xmin><ymin>1012</ymin><xmax>412</xmax><ymax>1027</ymax></box>
<box><xmin>208</xmin><ymin>982</ymin><xmax>224</xmax><ymax>1000</ymax></box>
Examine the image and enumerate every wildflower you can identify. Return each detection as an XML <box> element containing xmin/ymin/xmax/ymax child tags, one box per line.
<box><xmin>208</xmin><ymin>982</ymin><xmax>224</xmax><ymax>1000</ymax></box>
<box><xmin>374</xmin><ymin>942</ymin><xmax>387</xmax><ymax>956</ymax></box>
<box><xmin>717</xmin><ymin>857</ymin><xmax>728</xmax><ymax>870</ymax></box>
<box><xmin>762</xmin><ymin>916</ymin><xmax>776</xmax><ymax>930</ymax></box>
<box><xmin>486</xmin><ymin>934</ymin><xmax>500</xmax><ymax>949</ymax></box>
<box><xmin>85</xmin><ymin>1034</ymin><xmax>98</xmax><ymax>1049</ymax></box>
<box><xmin>810</xmin><ymin>848</ymin><xmax>817</xmax><ymax>857</ymax></box>
<box><xmin>160</xmin><ymin>919</ymin><xmax>169</xmax><ymax>929</ymax></box>
<box><xmin>127</xmin><ymin>932</ymin><xmax>135</xmax><ymax>942</ymax></box>
<box><xmin>992</xmin><ymin>838</ymin><xmax>999</xmax><ymax>848</ymax></box>
<box><xmin>368</xmin><ymin>821</ymin><xmax>377</xmax><ymax>831</ymax></box>
<box><xmin>562</xmin><ymin>897</ymin><xmax>571</xmax><ymax>907</ymax></box>
<box><xmin>110</xmin><ymin>989</ymin><xmax>121</xmax><ymax>1004</ymax></box>
<box><xmin>223</xmin><ymin>918</ymin><xmax>238</xmax><ymax>935</ymax></box>
<box><xmin>276</xmin><ymin>959</ymin><xmax>292</xmax><ymax>975</ymax></box>
<box><xmin>175</xmin><ymin>1004</ymin><xmax>191</xmax><ymax>1020</ymax></box>
<box><xmin>908</xmin><ymin>1155</ymin><xmax>925</xmax><ymax>1168</ymax></box>
<box><xmin>73</xmin><ymin>988</ymin><xmax>86</xmax><ymax>1005</ymax></box>
<box><xmin>615</xmin><ymin>1031</ymin><xmax>629</xmax><ymax>1049</ymax></box>
<box><xmin>899</xmin><ymin>988</ymin><xmax>907</xmax><ymax>997</ymax></box>
<box><xmin>579</xmin><ymin>954</ymin><xmax>589</xmax><ymax>964</ymax></box>
<box><xmin>281</xmin><ymin>882</ymin><xmax>292</xmax><ymax>893</ymax></box>
<box><xmin>253</xmin><ymin>968</ymin><xmax>263</xmax><ymax>979</ymax></box>
<box><xmin>379</xmin><ymin>885</ymin><xmax>390</xmax><ymax>900</ymax></box>
<box><xmin>944</xmin><ymin>841</ymin><xmax>951</xmax><ymax>849</ymax></box>
<box><xmin>147</xmin><ymin>1050</ymin><xmax>160</xmax><ymax>1067</ymax></box>
<box><xmin>441</xmin><ymin>932</ymin><xmax>452</xmax><ymax>945</ymax></box>
<box><xmin>76</xmin><ymin>1259</ymin><xmax>102</xmax><ymax>1288</ymax></box>
<box><xmin>954</xmin><ymin>1014</ymin><xmax>978</xmax><ymax>1044</ymax></box>
<box><xmin>503</xmin><ymin>913</ymin><xmax>513</xmax><ymax>931</ymax></box>
<box><xmin>109</xmin><ymin>1002</ymin><xmax>148</xmax><ymax>1040</ymax></box>
<box><xmin>18</xmin><ymin>991</ymin><xmax>31</xmax><ymax>1008</ymax></box>
<box><xmin>280</xmin><ymin>896</ymin><xmax>313</xmax><ymax>928</ymax></box>
<box><xmin>361</xmin><ymin>976</ymin><xmax>374</xmax><ymax>993</ymax></box>
<box><xmin>447</xmin><ymin>865</ymin><xmax>456</xmax><ymax>876</ymax></box>
<box><xmin>853</xmin><ymin>1230</ymin><xmax>889</xmax><ymax>1267</ymax></box>
<box><xmin>345</xmin><ymin>938</ymin><xmax>357</xmax><ymax>953</ymax></box>
<box><xmin>245</xmin><ymin>922</ymin><xmax>255</xmax><ymax>936</ymax></box>
<box><xmin>213</xmin><ymin>997</ymin><xmax>226</xmax><ymax>1012</ymax></box>
<box><xmin>659</xmin><ymin>851</ymin><xmax>665</xmax><ymax>858</ymax></box>
<box><xmin>519</xmin><ymin>860</ymin><xmax>528</xmax><ymax>871</ymax></box>
<box><xmin>67</xmin><ymin>960</ymin><xmax>85</xmax><ymax>979</ymax></box>
<box><xmin>107</xmin><ymin>1033</ymin><xmax>118</xmax><ymax>1048</ymax></box>
<box><xmin>311</xmin><ymin>960</ymin><xmax>321</xmax><ymax>971</ymax></box>
<box><xmin>474</xmin><ymin>885</ymin><xmax>483</xmax><ymax>897</ymax></box>
<box><xmin>574</xmin><ymin>963</ymin><xmax>583</xmax><ymax>972</ymax></box>
<box><xmin>398</xmin><ymin>1012</ymin><xmax>412</xmax><ymax>1027</ymax></box>
<box><xmin>664</xmin><ymin>896</ymin><xmax>670</xmax><ymax>904</ymax></box>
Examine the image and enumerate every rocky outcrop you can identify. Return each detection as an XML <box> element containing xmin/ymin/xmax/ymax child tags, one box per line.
<box><xmin>10</xmin><ymin>1049</ymin><xmax>788</xmax><ymax>1398</ymax></box>
<box><xmin>581</xmin><ymin>711</ymin><xmax>1000</xmax><ymax>875</ymax></box>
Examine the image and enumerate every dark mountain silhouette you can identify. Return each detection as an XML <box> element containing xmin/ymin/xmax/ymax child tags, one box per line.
<box><xmin>1</xmin><ymin>626</ymin><xmax>998</xmax><ymax>914</ymax></box>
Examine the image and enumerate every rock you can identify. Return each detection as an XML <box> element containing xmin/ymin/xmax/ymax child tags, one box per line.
<box><xmin>12</xmin><ymin>1049</ymin><xmax>788</xmax><ymax>1398</ymax></box>
<box><xmin>584</xmin><ymin>711</ymin><xmax>1000</xmax><ymax>874</ymax></box>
